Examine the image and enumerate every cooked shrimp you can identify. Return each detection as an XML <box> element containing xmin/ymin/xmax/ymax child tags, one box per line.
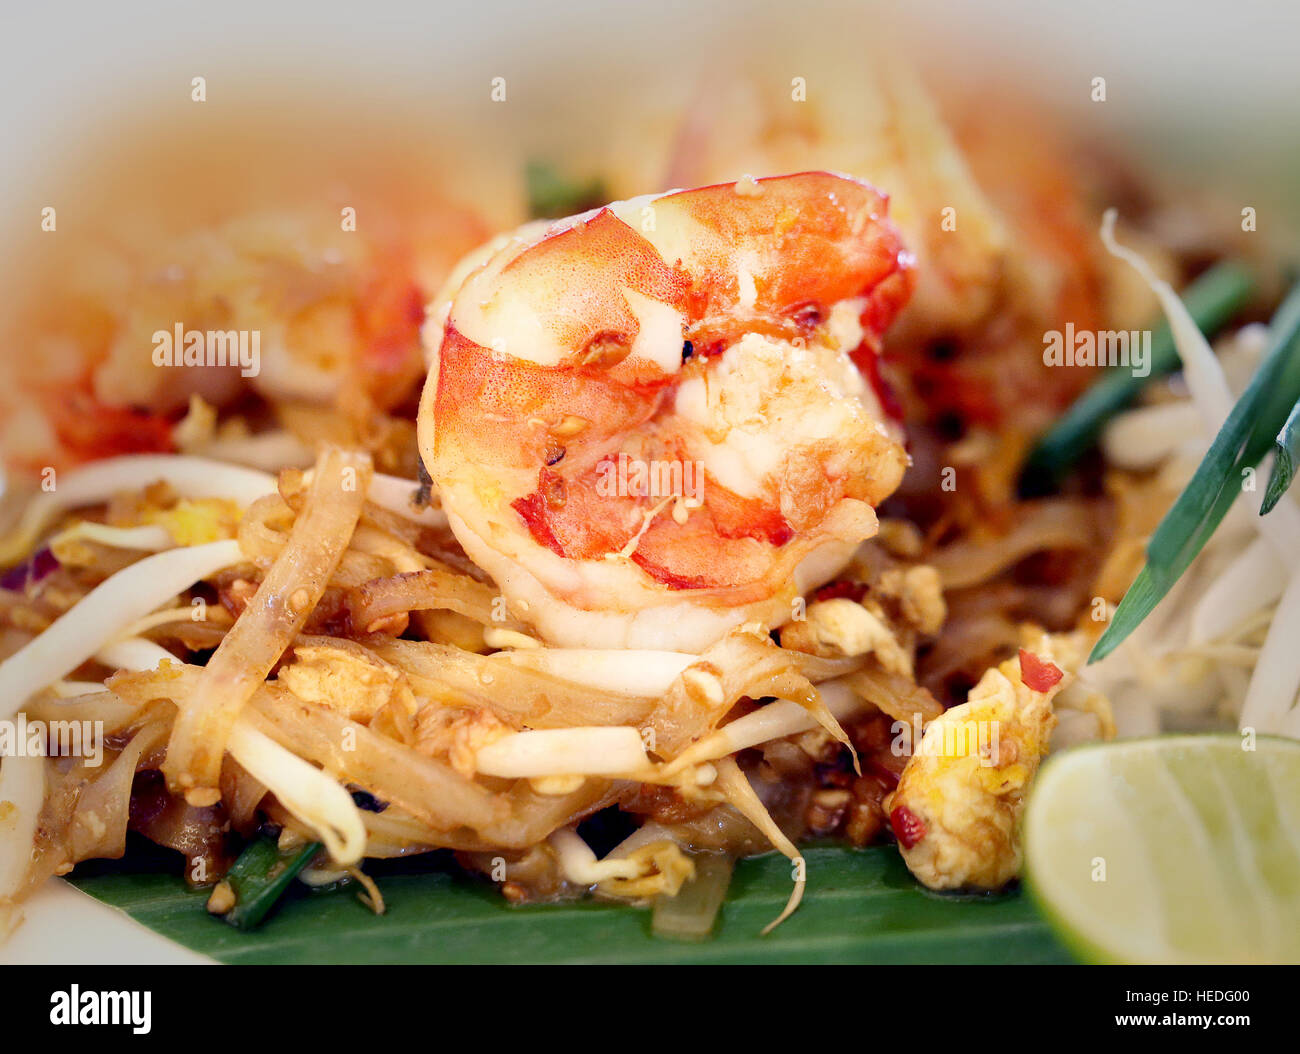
<box><xmin>420</xmin><ymin>172</ymin><xmax>913</xmax><ymax>651</ymax></box>
<box><xmin>657</xmin><ymin>60</ymin><xmax>1145</xmax><ymax>437</ymax></box>
<box><xmin>654</xmin><ymin>60</ymin><xmax>1008</xmax><ymax>355</ymax></box>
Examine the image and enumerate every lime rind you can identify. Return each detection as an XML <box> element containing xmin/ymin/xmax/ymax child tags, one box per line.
<box><xmin>1023</xmin><ymin>733</ymin><xmax>1300</xmax><ymax>965</ymax></box>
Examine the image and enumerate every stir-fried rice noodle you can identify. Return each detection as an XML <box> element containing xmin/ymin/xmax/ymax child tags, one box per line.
<box><xmin>5</xmin><ymin>190</ymin><xmax>1300</xmax><ymax>939</ymax></box>
<box><xmin>927</xmin><ymin>499</ymin><xmax>1099</xmax><ymax>590</ymax></box>
<box><xmin>349</xmin><ymin>568</ymin><xmax>524</xmax><ymax>634</ymax></box>
<box><xmin>0</xmin><ymin>539</ymin><xmax>246</xmax><ymax>715</ymax></box>
<box><xmin>0</xmin><ymin>432</ymin><xmax>1133</xmax><ymax>929</ymax></box>
<box><xmin>164</xmin><ymin>448</ymin><xmax>371</xmax><ymax>801</ymax></box>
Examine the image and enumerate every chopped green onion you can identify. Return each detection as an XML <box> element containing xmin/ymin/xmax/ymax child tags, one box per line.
<box><xmin>651</xmin><ymin>854</ymin><xmax>733</xmax><ymax>941</ymax></box>
<box><xmin>1090</xmin><ymin>279</ymin><xmax>1300</xmax><ymax>663</ymax></box>
<box><xmin>525</xmin><ymin>161</ymin><xmax>607</xmax><ymax>220</ymax></box>
<box><xmin>214</xmin><ymin>836</ymin><xmax>321</xmax><ymax>930</ymax></box>
<box><xmin>1022</xmin><ymin>261</ymin><xmax>1256</xmax><ymax>491</ymax></box>
<box><xmin>1261</xmin><ymin>396</ymin><xmax>1300</xmax><ymax>514</ymax></box>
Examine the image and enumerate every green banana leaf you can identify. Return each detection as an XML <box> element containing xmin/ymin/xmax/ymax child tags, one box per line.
<box><xmin>71</xmin><ymin>842</ymin><xmax>1072</xmax><ymax>964</ymax></box>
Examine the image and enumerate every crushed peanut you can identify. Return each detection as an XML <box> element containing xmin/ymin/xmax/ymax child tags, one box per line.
<box><xmin>206</xmin><ymin>880</ymin><xmax>237</xmax><ymax>916</ymax></box>
<box><xmin>278</xmin><ymin>640</ymin><xmax>416</xmax><ymax>723</ymax></box>
<box><xmin>682</xmin><ymin>663</ymin><xmax>725</xmax><ymax>708</ymax></box>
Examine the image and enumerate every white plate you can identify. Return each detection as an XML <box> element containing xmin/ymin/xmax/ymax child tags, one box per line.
<box><xmin>0</xmin><ymin>880</ymin><xmax>209</xmax><ymax>965</ymax></box>
<box><xmin>1</xmin><ymin>0</ymin><xmax>1295</xmax><ymax>965</ymax></box>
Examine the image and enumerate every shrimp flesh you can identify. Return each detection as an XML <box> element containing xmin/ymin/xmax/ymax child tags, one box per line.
<box><xmin>420</xmin><ymin>172</ymin><xmax>913</xmax><ymax>651</ymax></box>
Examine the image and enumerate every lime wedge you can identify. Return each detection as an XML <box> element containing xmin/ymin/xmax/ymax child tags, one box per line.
<box><xmin>1024</xmin><ymin>734</ymin><xmax>1300</xmax><ymax>964</ymax></box>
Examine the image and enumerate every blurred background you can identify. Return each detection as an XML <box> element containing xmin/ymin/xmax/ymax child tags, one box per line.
<box><xmin>1</xmin><ymin>0</ymin><xmax>1296</xmax><ymax>479</ymax></box>
<box><xmin>3</xmin><ymin>0</ymin><xmax>1297</xmax><ymax>218</ymax></box>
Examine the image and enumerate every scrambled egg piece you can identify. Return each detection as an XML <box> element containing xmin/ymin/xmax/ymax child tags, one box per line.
<box><xmin>140</xmin><ymin>498</ymin><xmax>243</xmax><ymax>546</ymax></box>
<box><xmin>51</xmin><ymin>496</ymin><xmax>242</xmax><ymax>567</ymax></box>
<box><xmin>277</xmin><ymin>640</ymin><xmax>416</xmax><ymax>723</ymax></box>
<box><xmin>886</xmin><ymin>634</ymin><xmax>1075</xmax><ymax>891</ymax></box>
<box><xmin>877</xmin><ymin>565</ymin><xmax>946</xmax><ymax>636</ymax></box>
<box><xmin>782</xmin><ymin>597</ymin><xmax>913</xmax><ymax>675</ymax></box>
<box><xmin>1027</xmin><ymin>626</ymin><xmax>1116</xmax><ymax>748</ymax></box>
